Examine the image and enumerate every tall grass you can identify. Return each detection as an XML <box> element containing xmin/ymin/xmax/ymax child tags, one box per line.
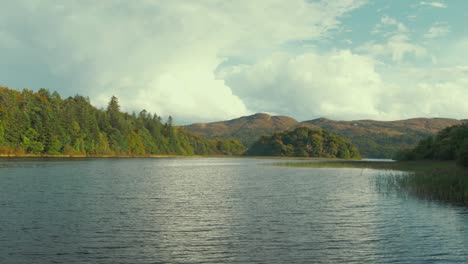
<box><xmin>395</xmin><ymin>166</ymin><xmax>468</xmax><ymax>205</ymax></box>
<box><xmin>270</xmin><ymin>160</ymin><xmax>468</xmax><ymax>205</ymax></box>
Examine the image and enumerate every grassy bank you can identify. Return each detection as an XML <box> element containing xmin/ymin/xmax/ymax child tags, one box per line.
<box><xmin>271</xmin><ymin>160</ymin><xmax>468</xmax><ymax>205</ymax></box>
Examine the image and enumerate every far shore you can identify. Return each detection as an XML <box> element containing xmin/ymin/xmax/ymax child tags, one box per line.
<box><xmin>0</xmin><ymin>154</ymin><xmax>368</xmax><ymax>160</ymax></box>
<box><xmin>0</xmin><ymin>154</ymin><xmax>207</xmax><ymax>159</ymax></box>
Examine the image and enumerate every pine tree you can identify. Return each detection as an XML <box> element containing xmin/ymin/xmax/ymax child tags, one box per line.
<box><xmin>107</xmin><ymin>96</ymin><xmax>122</xmax><ymax>130</ymax></box>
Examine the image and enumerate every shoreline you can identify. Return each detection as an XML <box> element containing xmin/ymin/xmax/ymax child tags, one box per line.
<box><xmin>0</xmin><ymin>154</ymin><xmax>212</xmax><ymax>159</ymax></box>
<box><xmin>0</xmin><ymin>154</ymin><xmax>364</xmax><ymax>160</ymax></box>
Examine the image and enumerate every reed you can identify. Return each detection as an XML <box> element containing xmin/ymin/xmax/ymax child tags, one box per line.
<box><xmin>270</xmin><ymin>160</ymin><xmax>468</xmax><ymax>205</ymax></box>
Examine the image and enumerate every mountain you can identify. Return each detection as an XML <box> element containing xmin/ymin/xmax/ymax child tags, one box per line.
<box><xmin>245</xmin><ymin>126</ymin><xmax>360</xmax><ymax>159</ymax></box>
<box><xmin>185</xmin><ymin>113</ymin><xmax>463</xmax><ymax>158</ymax></box>
<box><xmin>184</xmin><ymin>113</ymin><xmax>302</xmax><ymax>147</ymax></box>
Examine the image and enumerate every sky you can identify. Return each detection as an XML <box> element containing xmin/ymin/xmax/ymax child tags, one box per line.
<box><xmin>0</xmin><ymin>0</ymin><xmax>467</xmax><ymax>123</ymax></box>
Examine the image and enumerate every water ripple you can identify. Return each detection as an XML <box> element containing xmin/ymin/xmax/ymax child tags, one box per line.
<box><xmin>1</xmin><ymin>158</ymin><xmax>467</xmax><ymax>263</ymax></box>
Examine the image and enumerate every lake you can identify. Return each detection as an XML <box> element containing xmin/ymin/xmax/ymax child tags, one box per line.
<box><xmin>1</xmin><ymin>158</ymin><xmax>467</xmax><ymax>263</ymax></box>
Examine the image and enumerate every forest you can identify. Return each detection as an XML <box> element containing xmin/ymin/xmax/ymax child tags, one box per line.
<box><xmin>245</xmin><ymin>126</ymin><xmax>361</xmax><ymax>159</ymax></box>
<box><xmin>0</xmin><ymin>86</ymin><xmax>246</xmax><ymax>156</ymax></box>
<box><xmin>395</xmin><ymin>123</ymin><xmax>468</xmax><ymax>167</ymax></box>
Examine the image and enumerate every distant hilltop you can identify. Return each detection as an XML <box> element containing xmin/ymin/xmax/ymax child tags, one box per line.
<box><xmin>186</xmin><ymin>113</ymin><xmax>301</xmax><ymax>147</ymax></box>
<box><xmin>184</xmin><ymin>113</ymin><xmax>464</xmax><ymax>158</ymax></box>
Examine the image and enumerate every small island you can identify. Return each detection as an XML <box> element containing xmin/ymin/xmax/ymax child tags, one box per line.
<box><xmin>245</xmin><ymin>126</ymin><xmax>361</xmax><ymax>159</ymax></box>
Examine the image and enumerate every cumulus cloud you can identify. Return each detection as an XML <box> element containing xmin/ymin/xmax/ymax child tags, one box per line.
<box><xmin>221</xmin><ymin>50</ymin><xmax>468</xmax><ymax>121</ymax></box>
<box><xmin>1</xmin><ymin>1</ymin><xmax>467</xmax><ymax>123</ymax></box>
<box><xmin>0</xmin><ymin>0</ymin><xmax>367</xmax><ymax>123</ymax></box>
<box><xmin>221</xmin><ymin>50</ymin><xmax>384</xmax><ymax>120</ymax></box>
<box><xmin>378</xmin><ymin>66</ymin><xmax>468</xmax><ymax>119</ymax></box>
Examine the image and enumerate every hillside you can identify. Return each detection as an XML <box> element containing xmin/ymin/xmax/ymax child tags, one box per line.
<box><xmin>185</xmin><ymin>113</ymin><xmax>463</xmax><ymax>158</ymax></box>
<box><xmin>185</xmin><ymin>113</ymin><xmax>302</xmax><ymax>147</ymax></box>
<box><xmin>303</xmin><ymin>118</ymin><xmax>463</xmax><ymax>158</ymax></box>
<box><xmin>245</xmin><ymin>126</ymin><xmax>360</xmax><ymax>159</ymax></box>
<box><xmin>304</xmin><ymin>117</ymin><xmax>462</xmax><ymax>136</ymax></box>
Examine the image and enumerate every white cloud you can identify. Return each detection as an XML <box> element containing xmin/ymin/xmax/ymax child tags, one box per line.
<box><xmin>430</xmin><ymin>38</ymin><xmax>468</xmax><ymax>67</ymax></box>
<box><xmin>381</xmin><ymin>16</ymin><xmax>408</xmax><ymax>33</ymax></box>
<box><xmin>1</xmin><ymin>1</ymin><xmax>467</xmax><ymax>123</ymax></box>
<box><xmin>364</xmin><ymin>16</ymin><xmax>430</xmax><ymax>62</ymax></box>
<box><xmin>0</xmin><ymin>0</ymin><xmax>366</xmax><ymax>123</ymax></box>
<box><xmin>372</xmin><ymin>15</ymin><xmax>408</xmax><ymax>35</ymax></box>
<box><xmin>424</xmin><ymin>22</ymin><xmax>450</xmax><ymax>38</ymax></box>
<box><xmin>221</xmin><ymin>50</ymin><xmax>384</xmax><ymax>120</ymax></box>
<box><xmin>221</xmin><ymin>50</ymin><xmax>468</xmax><ymax>121</ymax></box>
<box><xmin>377</xmin><ymin>66</ymin><xmax>468</xmax><ymax>119</ymax></box>
<box><xmin>420</xmin><ymin>1</ymin><xmax>447</xmax><ymax>8</ymax></box>
<box><xmin>358</xmin><ymin>34</ymin><xmax>427</xmax><ymax>62</ymax></box>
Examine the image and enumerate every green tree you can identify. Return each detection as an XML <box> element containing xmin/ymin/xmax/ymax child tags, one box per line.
<box><xmin>21</xmin><ymin>128</ymin><xmax>44</xmax><ymax>154</ymax></box>
<box><xmin>457</xmin><ymin>139</ymin><xmax>468</xmax><ymax>167</ymax></box>
<box><xmin>245</xmin><ymin>127</ymin><xmax>360</xmax><ymax>159</ymax></box>
<box><xmin>399</xmin><ymin>124</ymin><xmax>468</xmax><ymax>166</ymax></box>
<box><xmin>0</xmin><ymin>86</ymin><xmax>247</xmax><ymax>157</ymax></box>
<box><xmin>0</xmin><ymin>122</ymin><xmax>4</xmax><ymax>146</ymax></box>
<box><xmin>107</xmin><ymin>96</ymin><xmax>122</xmax><ymax>130</ymax></box>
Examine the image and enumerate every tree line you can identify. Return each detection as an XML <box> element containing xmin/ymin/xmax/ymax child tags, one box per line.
<box><xmin>0</xmin><ymin>86</ymin><xmax>246</xmax><ymax>156</ymax></box>
<box><xmin>395</xmin><ymin>124</ymin><xmax>468</xmax><ymax>167</ymax></box>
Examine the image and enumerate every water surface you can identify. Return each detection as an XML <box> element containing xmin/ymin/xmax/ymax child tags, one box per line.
<box><xmin>1</xmin><ymin>158</ymin><xmax>467</xmax><ymax>263</ymax></box>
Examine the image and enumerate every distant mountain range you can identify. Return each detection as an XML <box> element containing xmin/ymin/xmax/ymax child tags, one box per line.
<box><xmin>184</xmin><ymin>113</ymin><xmax>464</xmax><ymax>158</ymax></box>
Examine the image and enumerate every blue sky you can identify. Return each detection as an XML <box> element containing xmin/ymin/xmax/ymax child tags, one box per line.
<box><xmin>0</xmin><ymin>1</ymin><xmax>466</xmax><ymax>123</ymax></box>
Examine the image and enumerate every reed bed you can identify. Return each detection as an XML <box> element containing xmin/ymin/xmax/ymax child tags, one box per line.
<box><xmin>270</xmin><ymin>160</ymin><xmax>468</xmax><ymax>205</ymax></box>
